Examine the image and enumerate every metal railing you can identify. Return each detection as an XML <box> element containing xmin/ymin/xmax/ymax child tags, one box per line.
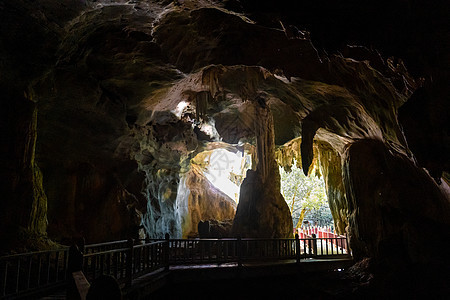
<box><xmin>84</xmin><ymin>240</ymin><xmax>128</xmax><ymax>255</ymax></box>
<box><xmin>0</xmin><ymin>248</ymin><xmax>69</xmax><ymax>299</ymax></box>
<box><xmin>131</xmin><ymin>241</ymin><xmax>167</xmax><ymax>279</ymax></box>
<box><xmin>1</xmin><ymin>235</ymin><xmax>351</xmax><ymax>298</ymax></box>
<box><xmin>82</xmin><ymin>240</ymin><xmax>167</xmax><ymax>286</ymax></box>
<box><xmin>164</xmin><ymin>235</ymin><xmax>350</xmax><ymax>266</ymax></box>
<box><xmin>83</xmin><ymin>246</ymin><xmax>130</xmax><ymax>285</ymax></box>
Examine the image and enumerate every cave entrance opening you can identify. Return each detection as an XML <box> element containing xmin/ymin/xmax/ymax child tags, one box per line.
<box><xmin>279</xmin><ymin>160</ymin><xmax>333</xmax><ymax>230</ymax></box>
<box><xmin>202</xmin><ymin>148</ymin><xmax>252</xmax><ymax>202</ymax></box>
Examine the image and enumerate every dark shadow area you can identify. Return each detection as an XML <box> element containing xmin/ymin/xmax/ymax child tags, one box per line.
<box><xmin>149</xmin><ymin>267</ymin><xmax>450</xmax><ymax>300</ymax></box>
<box><xmin>237</xmin><ymin>0</ymin><xmax>450</xmax><ymax>77</ymax></box>
<box><xmin>150</xmin><ymin>271</ymin><xmax>352</xmax><ymax>300</ymax></box>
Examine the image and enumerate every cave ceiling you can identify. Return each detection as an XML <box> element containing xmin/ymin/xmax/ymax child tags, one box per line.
<box><xmin>28</xmin><ymin>0</ymin><xmax>419</xmax><ymax>164</ymax></box>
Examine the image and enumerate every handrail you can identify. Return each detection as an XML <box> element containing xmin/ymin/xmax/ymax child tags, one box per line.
<box><xmin>0</xmin><ymin>247</ymin><xmax>70</xmax><ymax>299</ymax></box>
<box><xmin>133</xmin><ymin>241</ymin><xmax>166</xmax><ymax>249</ymax></box>
<box><xmin>0</xmin><ymin>247</ymin><xmax>70</xmax><ymax>260</ymax></box>
<box><xmin>1</xmin><ymin>236</ymin><xmax>351</xmax><ymax>298</ymax></box>
<box><xmin>85</xmin><ymin>240</ymin><xmax>128</xmax><ymax>249</ymax></box>
<box><xmin>83</xmin><ymin>247</ymin><xmax>130</xmax><ymax>258</ymax></box>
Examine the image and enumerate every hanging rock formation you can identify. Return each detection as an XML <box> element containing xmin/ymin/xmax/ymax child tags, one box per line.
<box><xmin>1</xmin><ymin>5</ymin><xmax>449</xmax><ymax>295</ymax></box>
<box><xmin>232</xmin><ymin>100</ymin><xmax>293</xmax><ymax>238</ymax></box>
<box><xmin>317</xmin><ymin>143</ymin><xmax>347</xmax><ymax>235</ymax></box>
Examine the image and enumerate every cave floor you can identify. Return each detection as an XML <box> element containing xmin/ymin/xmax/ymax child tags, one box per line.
<box><xmin>128</xmin><ymin>257</ymin><xmax>449</xmax><ymax>300</ymax></box>
<box><xmin>148</xmin><ymin>269</ymin><xmax>354</xmax><ymax>300</ymax></box>
<box><xmin>169</xmin><ymin>257</ymin><xmax>352</xmax><ymax>269</ymax></box>
<box><xmin>125</xmin><ymin>258</ymin><xmax>354</xmax><ymax>299</ymax></box>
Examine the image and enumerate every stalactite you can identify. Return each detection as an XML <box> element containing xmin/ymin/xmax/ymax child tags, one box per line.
<box><xmin>275</xmin><ymin>137</ymin><xmax>303</xmax><ymax>171</ymax></box>
<box><xmin>201</xmin><ymin>65</ymin><xmax>224</xmax><ymax>98</ymax></box>
<box><xmin>254</xmin><ymin>99</ymin><xmax>274</xmax><ymax>183</ymax></box>
<box><xmin>195</xmin><ymin>91</ymin><xmax>210</xmax><ymax>121</ymax></box>
<box><xmin>317</xmin><ymin>142</ymin><xmax>347</xmax><ymax>235</ymax></box>
<box><xmin>232</xmin><ymin>95</ymin><xmax>293</xmax><ymax>238</ymax></box>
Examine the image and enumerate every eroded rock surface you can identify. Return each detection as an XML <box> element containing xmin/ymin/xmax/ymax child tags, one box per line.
<box><xmin>232</xmin><ymin>103</ymin><xmax>293</xmax><ymax>238</ymax></box>
<box><xmin>343</xmin><ymin>139</ymin><xmax>450</xmax><ymax>265</ymax></box>
<box><xmin>182</xmin><ymin>164</ymin><xmax>236</xmax><ymax>238</ymax></box>
<box><xmin>0</xmin><ymin>4</ymin><xmax>449</xmax><ymax>289</ymax></box>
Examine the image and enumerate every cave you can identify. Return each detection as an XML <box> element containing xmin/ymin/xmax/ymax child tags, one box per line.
<box><xmin>279</xmin><ymin>158</ymin><xmax>332</xmax><ymax>229</ymax></box>
<box><xmin>1</xmin><ymin>0</ymin><xmax>449</xmax><ymax>298</ymax></box>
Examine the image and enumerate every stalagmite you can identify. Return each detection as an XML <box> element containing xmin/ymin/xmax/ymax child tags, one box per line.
<box><xmin>232</xmin><ymin>98</ymin><xmax>293</xmax><ymax>238</ymax></box>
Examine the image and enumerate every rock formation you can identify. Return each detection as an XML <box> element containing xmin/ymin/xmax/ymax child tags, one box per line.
<box><xmin>181</xmin><ymin>160</ymin><xmax>237</xmax><ymax>238</ymax></box>
<box><xmin>232</xmin><ymin>101</ymin><xmax>293</xmax><ymax>238</ymax></box>
<box><xmin>342</xmin><ymin>139</ymin><xmax>450</xmax><ymax>283</ymax></box>
<box><xmin>1</xmin><ymin>4</ymin><xmax>449</xmax><ymax>296</ymax></box>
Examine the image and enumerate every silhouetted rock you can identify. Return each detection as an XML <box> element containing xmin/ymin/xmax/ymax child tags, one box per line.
<box><xmin>1</xmin><ymin>3</ymin><xmax>449</xmax><ymax>297</ymax></box>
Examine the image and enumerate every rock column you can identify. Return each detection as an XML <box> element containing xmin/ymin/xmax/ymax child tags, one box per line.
<box><xmin>232</xmin><ymin>100</ymin><xmax>293</xmax><ymax>238</ymax></box>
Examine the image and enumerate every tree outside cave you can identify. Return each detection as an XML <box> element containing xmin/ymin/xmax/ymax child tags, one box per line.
<box><xmin>279</xmin><ymin>161</ymin><xmax>333</xmax><ymax>229</ymax></box>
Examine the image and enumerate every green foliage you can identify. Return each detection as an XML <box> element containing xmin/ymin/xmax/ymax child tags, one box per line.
<box><xmin>303</xmin><ymin>204</ymin><xmax>334</xmax><ymax>227</ymax></box>
<box><xmin>279</xmin><ymin>161</ymin><xmax>332</xmax><ymax>227</ymax></box>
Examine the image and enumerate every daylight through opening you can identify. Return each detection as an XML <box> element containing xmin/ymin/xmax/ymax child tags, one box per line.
<box><xmin>203</xmin><ymin>148</ymin><xmax>252</xmax><ymax>202</ymax></box>
<box><xmin>279</xmin><ymin>160</ymin><xmax>334</xmax><ymax>231</ymax></box>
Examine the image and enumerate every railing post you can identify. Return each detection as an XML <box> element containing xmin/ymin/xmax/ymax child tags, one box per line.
<box><xmin>164</xmin><ymin>233</ymin><xmax>170</xmax><ymax>271</ymax></box>
<box><xmin>345</xmin><ymin>234</ymin><xmax>350</xmax><ymax>255</ymax></box>
<box><xmin>2</xmin><ymin>261</ymin><xmax>8</xmax><ymax>297</ymax></box>
<box><xmin>295</xmin><ymin>234</ymin><xmax>301</xmax><ymax>264</ymax></box>
<box><xmin>67</xmin><ymin>239</ymin><xmax>84</xmax><ymax>275</ymax></box>
<box><xmin>237</xmin><ymin>236</ymin><xmax>242</xmax><ymax>268</ymax></box>
<box><xmin>125</xmin><ymin>238</ymin><xmax>134</xmax><ymax>287</ymax></box>
<box><xmin>67</xmin><ymin>238</ymin><xmax>85</xmax><ymax>300</ymax></box>
<box><xmin>312</xmin><ymin>234</ymin><xmax>318</xmax><ymax>257</ymax></box>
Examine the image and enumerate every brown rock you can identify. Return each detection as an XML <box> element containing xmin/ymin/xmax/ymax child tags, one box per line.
<box><xmin>232</xmin><ymin>103</ymin><xmax>293</xmax><ymax>238</ymax></box>
<box><xmin>181</xmin><ymin>165</ymin><xmax>236</xmax><ymax>238</ymax></box>
<box><xmin>343</xmin><ymin>139</ymin><xmax>450</xmax><ymax>266</ymax></box>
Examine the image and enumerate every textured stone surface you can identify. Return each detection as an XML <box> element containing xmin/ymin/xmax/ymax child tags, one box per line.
<box><xmin>232</xmin><ymin>104</ymin><xmax>293</xmax><ymax>238</ymax></box>
<box><xmin>198</xmin><ymin>219</ymin><xmax>233</xmax><ymax>238</ymax></box>
<box><xmin>317</xmin><ymin>142</ymin><xmax>347</xmax><ymax>235</ymax></box>
<box><xmin>399</xmin><ymin>80</ymin><xmax>450</xmax><ymax>183</ymax></box>
<box><xmin>343</xmin><ymin>139</ymin><xmax>450</xmax><ymax>266</ymax></box>
<box><xmin>0</xmin><ymin>4</ymin><xmax>449</xmax><ymax>288</ymax></box>
<box><xmin>182</xmin><ymin>164</ymin><xmax>236</xmax><ymax>238</ymax></box>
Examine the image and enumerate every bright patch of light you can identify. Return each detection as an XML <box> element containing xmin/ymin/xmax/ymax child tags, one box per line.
<box><xmin>199</xmin><ymin>118</ymin><xmax>221</xmax><ymax>141</ymax></box>
<box><xmin>172</xmin><ymin>101</ymin><xmax>189</xmax><ymax>118</ymax></box>
<box><xmin>203</xmin><ymin>149</ymin><xmax>250</xmax><ymax>202</ymax></box>
<box><xmin>274</xmin><ymin>74</ymin><xmax>290</xmax><ymax>83</ymax></box>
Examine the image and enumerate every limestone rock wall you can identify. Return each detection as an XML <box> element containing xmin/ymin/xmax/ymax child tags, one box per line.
<box><xmin>343</xmin><ymin>139</ymin><xmax>450</xmax><ymax>267</ymax></box>
<box><xmin>1</xmin><ymin>2</ymin><xmax>448</xmax><ymax>278</ymax></box>
<box><xmin>182</xmin><ymin>165</ymin><xmax>236</xmax><ymax>238</ymax></box>
<box><xmin>0</xmin><ymin>0</ymin><xmax>85</xmax><ymax>250</ymax></box>
<box><xmin>130</xmin><ymin>117</ymin><xmax>198</xmax><ymax>239</ymax></box>
<box><xmin>0</xmin><ymin>98</ymin><xmax>48</xmax><ymax>246</ymax></box>
<box><xmin>232</xmin><ymin>103</ymin><xmax>293</xmax><ymax>238</ymax></box>
<box><xmin>317</xmin><ymin>143</ymin><xmax>347</xmax><ymax>235</ymax></box>
<box><xmin>27</xmin><ymin>2</ymin><xmax>185</xmax><ymax>242</ymax></box>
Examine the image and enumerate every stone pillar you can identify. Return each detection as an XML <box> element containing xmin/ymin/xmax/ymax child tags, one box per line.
<box><xmin>342</xmin><ymin>139</ymin><xmax>450</xmax><ymax>267</ymax></box>
<box><xmin>232</xmin><ymin>100</ymin><xmax>293</xmax><ymax>238</ymax></box>
<box><xmin>1</xmin><ymin>95</ymin><xmax>48</xmax><ymax>248</ymax></box>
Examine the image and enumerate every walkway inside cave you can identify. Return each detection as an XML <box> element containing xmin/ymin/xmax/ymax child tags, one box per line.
<box><xmin>149</xmin><ymin>269</ymin><xmax>353</xmax><ymax>300</ymax></box>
